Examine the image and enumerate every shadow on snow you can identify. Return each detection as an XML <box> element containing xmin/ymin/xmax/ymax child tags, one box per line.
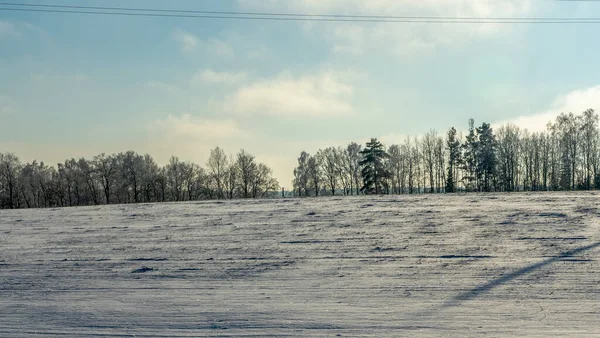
<box><xmin>443</xmin><ymin>241</ymin><xmax>600</xmax><ymax>308</ymax></box>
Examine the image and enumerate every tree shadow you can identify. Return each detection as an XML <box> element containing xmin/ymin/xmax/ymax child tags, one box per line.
<box><xmin>443</xmin><ymin>241</ymin><xmax>600</xmax><ymax>308</ymax></box>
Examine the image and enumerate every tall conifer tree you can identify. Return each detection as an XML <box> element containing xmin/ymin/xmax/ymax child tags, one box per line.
<box><xmin>359</xmin><ymin>138</ymin><xmax>390</xmax><ymax>194</ymax></box>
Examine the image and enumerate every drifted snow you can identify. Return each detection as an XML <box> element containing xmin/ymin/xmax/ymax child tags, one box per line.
<box><xmin>1</xmin><ymin>193</ymin><xmax>600</xmax><ymax>337</ymax></box>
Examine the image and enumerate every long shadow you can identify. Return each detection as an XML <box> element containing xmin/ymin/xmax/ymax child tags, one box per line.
<box><xmin>443</xmin><ymin>241</ymin><xmax>600</xmax><ymax>308</ymax></box>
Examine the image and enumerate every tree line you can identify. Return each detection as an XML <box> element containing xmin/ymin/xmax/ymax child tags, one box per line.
<box><xmin>293</xmin><ymin>109</ymin><xmax>600</xmax><ymax>195</ymax></box>
<box><xmin>0</xmin><ymin>147</ymin><xmax>279</xmax><ymax>209</ymax></box>
<box><xmin>3</xmin><ymin>109</ymin><xmax>598</xmax><ymax>208</ymax></box>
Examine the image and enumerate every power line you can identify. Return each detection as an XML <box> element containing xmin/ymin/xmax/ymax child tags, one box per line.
<box><xmin>0</xmin><ymin>2</ymin><xmax>599</xmax><ymax>21</ymax></box>
<box><xmin>3</xmin><ymin>3</ymin><xmax>600</xmax><ymax>23</ymax></box>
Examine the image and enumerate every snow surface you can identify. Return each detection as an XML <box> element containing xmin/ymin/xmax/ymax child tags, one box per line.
<box><xmin>1</xmin><ymin>192</ymin><xmax>600</xmax><ymax>337</ymax></box>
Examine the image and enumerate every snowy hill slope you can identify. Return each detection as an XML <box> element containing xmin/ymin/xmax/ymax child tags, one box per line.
<box><xmin>1</xmin><ymin>193</ymin><xmax>599</xmax><ymax>337</ymax></box>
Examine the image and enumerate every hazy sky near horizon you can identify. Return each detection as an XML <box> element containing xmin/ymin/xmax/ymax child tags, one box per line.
<box><xmin>3</xmin><ymin>0</ymin><xmax>600</xmax><ymax>186</ymax></box>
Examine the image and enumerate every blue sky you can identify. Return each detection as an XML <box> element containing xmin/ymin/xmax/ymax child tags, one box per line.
<box><xmin>2</xmin><ymin>0</ymin><xmax>600</xmax><ymax>186</ymax></box>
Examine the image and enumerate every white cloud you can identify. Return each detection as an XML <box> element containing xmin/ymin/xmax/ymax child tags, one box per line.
<box><xmin>0</xmin><ymin>21</ymin><xmax>19</xmax><ymax>39</ymax></box>
<box><xmin>149</xmin><ymin>114</ymin><xmax>246</xmax><ymax>141</ymax></box>
<box><xmin>207</xmin><ymin>38</ymin><xmax>235</xmax><ymax>58</ymax></box>
<box><xmin>0</xmin><ymin>20</ymin><xmax>49</xmax><ymax>41</ymax></box>
<box><xmin>145</xmin><ymin>81</ymin><xmax>182</xmax><ymax>94</ymax></box>
<box><xmin>247</xmin><ymin>44</ymin><xmax>270</xmax><ymax>60</ymax></box>
<box><xmin>193</xmin><ymin>69</ymin><xmax>248</xmax><ymax>85</ymax></box>
<box><xmin>226</xmin><ymin>71</ymin><xmax>354</xmax><ymax>117</ymax></box>
<box><xmin>493</xmin><ymin>85</ymin><xmax>600</xmax><ymax>132</ymax></box>
<box><xmin>173</xmin><ymin>29</ymin><xmax>234</xmax><ymax>58</ymax></box>
<box><xmin>238</xmin><ymin>0</ymin><xmax>532</xmax><ymax>56</ymax></box>
<box><xmin>173</xmin><ymin>29</ymin><xmax>198</xmax><ymax>53</ymax></box>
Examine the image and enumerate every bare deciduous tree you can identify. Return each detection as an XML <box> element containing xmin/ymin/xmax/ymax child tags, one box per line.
<box><xmin>207</xmin><ymin>147</ymin><xmax>228</xmax><ymax>199</ymax></box>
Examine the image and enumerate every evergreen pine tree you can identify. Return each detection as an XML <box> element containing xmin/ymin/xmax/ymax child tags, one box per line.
<box><xmin>359</xmin><ymin>138</ymin><xmax>390</xmax><ymax>194</ymax></box>
<box><xmin>446</xmin><ymin>127</ymin><xmax>460</xmax><ymax>193</ymax></box>
<box><xmin>476</xmin><ymin>123</ymin><xmax>497</xmax><ymax>192</ymax></box>
<box><xmin>461</xmin><ymin>118</ymin><xmax>479</xmax><ymax>191</ymax></box>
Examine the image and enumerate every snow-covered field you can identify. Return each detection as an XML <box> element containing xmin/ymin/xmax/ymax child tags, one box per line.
<box><xmin>1</xmin><ymin>193</ymin><xmax>600</xmax><ymax>337</ymax></box>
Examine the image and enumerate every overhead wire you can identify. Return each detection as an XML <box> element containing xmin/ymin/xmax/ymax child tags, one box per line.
<box><xmin>2</xmin><ymin>2</ymin><xmax>600</xmax><ymax>23</ymax></box>
<box><xmin>0</xmin><ymin>2</ymin><xmax>598</xmax><ymax>20</ymax></box>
